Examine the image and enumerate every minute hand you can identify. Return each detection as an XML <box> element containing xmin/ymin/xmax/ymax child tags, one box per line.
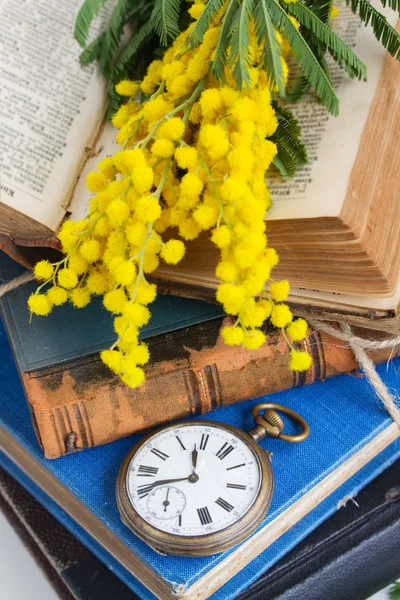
<box><xmin>147</xmin><ymin>476</ymin><xmax>190</xmax><ymax>489</ymax></box>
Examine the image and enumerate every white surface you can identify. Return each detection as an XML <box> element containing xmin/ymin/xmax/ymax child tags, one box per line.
<box><xmin>0</xmin><ymin>505</ymin><xmax>395</xmax><ymax>599</ymax></box>
<box><xmin>0</xmin><ymin>510</ymin><xmax>57</xmax><ymax>600</ymax></box>
<box><xmin>370</xmin><ymin>587</ymin><xmax>392</xmax><ymax>600</ymax></box>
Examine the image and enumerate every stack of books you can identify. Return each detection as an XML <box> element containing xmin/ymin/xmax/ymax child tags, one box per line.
<box><xmin>0</xmin><ymin>0</ymin><xmax>399</xmax><ymax>597</ymax></box>
<box><xmin>0</xmin><ymin>252</ymin><xmax>399</xmax><ymax>599</ymax></box>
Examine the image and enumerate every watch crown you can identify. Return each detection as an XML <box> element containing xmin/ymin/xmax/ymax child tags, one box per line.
<box><xmin>248</xmin><ymin>402</ymin><xmax>310</xmax><ymax>444</ymax></box>
<box><xmin>262</xmin><ymin>409</ymin><xmax>284</xmax><ymax>433</ymax></box>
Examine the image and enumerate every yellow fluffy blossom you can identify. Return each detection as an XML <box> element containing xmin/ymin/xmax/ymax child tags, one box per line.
<box><xmin>86</xmin><ymin>270</ymin><xmax>108</xmax><ymax>295</ymax></box>
<box><xmin>68</xmin><ymin>253</ymin><xmax>89</xmax><ymax>276</ymax></box>
<box><xmin>287</xmin><ymin>318</ymin><xmax>308</xmax><ymax>342</ymax></box>
<box><xmin>270</xmin><ymin>280</ymin><xmax>290</xmax><ymax>302</ymax></box>
<box><xmin>106</xmin><ymin>200</ymin><xmax>130</xmax><ymax>228</ymax></box>
<box><xmin>175</xmin><ymin>146</ymin><xmax>198</xmax><ymax>170</ymax></box>
<box><xmin>331</xmin><ymin>5</ymin><xmax>339</xmax><ymax>18</ymax></box>
<box><xmin>70</xmin><ymin>287</ymin><xmax>92</xmax><ymax>308</ymax></box>
<box><xmin>103</xmin><ymin>289</ymin><xmax>127</xmax><ymax>313</ymax></box>
<box><xmin>289</xmin><ymin>349</ymin><xmax>312</xmax><ymax>371</ymax></box>
<box><xmin>58</xmin><ymin>268</ymin><xmax>78</xmax><ymax>289</ymax></box>
<box><xmin>158</xmin><ymin>118</ymin><xmax>185</xmax><ymax>141</ymax></box>
<box><xmin>216</xmin><ymin>284</ymin><xmax>246</xmax><ymax>315</ymax></box>
<box><xmin>243</xmin><ymin>329</ymin><xmax>266</xmax><ymax>350</ymax></box>
<box><xmin>123</xmin><ymin>302</ymin><xmax>151</xmax><ymax>326</ymax></box>
<box><xmin>152</xmin><ymin>139</ymin><xmax>175</xmax><ymax>158</ymax></box>
<box><xmin>114</xmin><ymin>261</ymin><xmax>136</xmax><ymax>286</ymax></box>
<box><xmin>33</xmin><ymin>260</ymin><xmax>54</xmax><ymax>281</ymax></box>
<box><xmin>270</xmin><ymin>304</ymin><xmax>293</xmax><ymax>328</ymax></box>
<box><xmin>47</xmin><ymin>286</ymin><xmax>68</xmax><ymax>306</ymax></box>
<box><xmin>86</xmin><ymin>172</ymin><xmax>108</xmax><ymax>193</ymax></box>
<box><xmin>136</xmin><ymin>196</ymin><xmax>161</xmax><ymax>223</ymax></box>
<box><xmin>160</xmin><ymin>239</ymin><xmax>185</xmax><ymax>264</ymax></box>
<box><xmin>100</xmin><ymin>350</ymin><xmax>123</xmax><ymax>374</ymax></box>
<box><xmin>221</xmin><ymin>325</ymin><xmax>244</xmax><ymax>346</ymax></box>
<box><xmin>115</xmin><ymin>80</ymin><xmax>139</xmax><ymax>96</ymax></box>
<box><xmin>80</xmin><ymin>239</ymin><xmax>101</xmax><ymax>263</ymax></box>
<box><xmin>28</xmin><ymin>294</ymin><xmax>52</xmax><ymax>316</ymax></box>
<box><xmin>29</xmin><ymin>6</ymin><xmax>311</xmax><ymax>386</ymax></box>
<box><xmin>212</xmin><ymin>226</ymin><xmax>231</xmax><ymax>249</ymax></box>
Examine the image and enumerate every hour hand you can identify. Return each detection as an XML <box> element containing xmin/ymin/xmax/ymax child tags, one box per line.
<box><xmin>192</xmin><ymin>444</ymin><xmax>198</xmax><ymax>472</ymax></box>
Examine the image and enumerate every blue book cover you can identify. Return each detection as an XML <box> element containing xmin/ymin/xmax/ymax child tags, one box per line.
<box><xmin>0</xmin><ymin>315</ymin><xmax>399</xmax><ymax>599</ymax></box>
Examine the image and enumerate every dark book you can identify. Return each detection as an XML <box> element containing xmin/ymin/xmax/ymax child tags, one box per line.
<box><xmin>0</xmin><ymin>459</ymin><xmax>399</xmax><ymax>600</ymax></box>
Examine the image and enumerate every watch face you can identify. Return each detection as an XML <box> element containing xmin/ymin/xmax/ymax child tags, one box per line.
<box><xmin>125</xmin><ymin>423</ymin><xmax>262</xmax><ymax>536</ymax></box>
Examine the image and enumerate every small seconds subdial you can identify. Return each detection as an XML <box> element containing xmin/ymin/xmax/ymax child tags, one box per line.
<box><xmin>146</xmin><ymin>486</ymin><xmax>186</xmax><ymax>521</ymax></box>
<box><xmin>126</xmin><ymin>423</ymin><xmax>262</xmax><ymax>536</ymax></box>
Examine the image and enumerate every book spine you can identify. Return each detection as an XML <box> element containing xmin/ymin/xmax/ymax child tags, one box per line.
<box><xmin>22</xmin><ymin>320</ymin><xmax>398</xmax><ymax>459</ymax></box>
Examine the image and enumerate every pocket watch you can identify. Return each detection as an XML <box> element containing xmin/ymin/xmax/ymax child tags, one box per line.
<box><xmin>116</xmin><ymin>403</ymin><xmax>309</xmax><ymax>556</ymax></box>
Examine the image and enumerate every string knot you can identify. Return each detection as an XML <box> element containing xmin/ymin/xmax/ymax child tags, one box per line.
<box><xmin>311</xmin><ymin>320</ymin><xmax>400</xmax><ymax>429</ymax></box>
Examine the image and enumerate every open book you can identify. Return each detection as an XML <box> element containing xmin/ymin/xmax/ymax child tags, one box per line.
<box><xmin>1</xmin><ymin>0</ymin><xmax>399</xmax><ymax>328</ymax></box>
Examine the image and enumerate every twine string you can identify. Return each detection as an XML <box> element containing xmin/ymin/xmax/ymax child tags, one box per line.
<box><xmin>0</xmin><ymin>272</ymin><xmax>35</xmax><ymax>299</ymax></box>
<box><xmin>311</xmin><ymin>320</ymin><xmax>400</xmax><ymax>429</ymax></box>
<box><xmin>0</xmin><ymin>275</ymin><xmax>399</xmax><ymax>428</ymax></box>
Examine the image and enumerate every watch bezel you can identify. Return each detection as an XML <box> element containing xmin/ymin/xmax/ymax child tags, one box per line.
<box><xmin>116</xmin><ymin>420</ymin><xmax>274</xmax><ymax>556</ymax></box>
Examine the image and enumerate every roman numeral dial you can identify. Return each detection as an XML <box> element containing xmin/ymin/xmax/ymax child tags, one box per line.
<box><xmin>199</xmin><ymin>433</ymin><xmax>209</xmax><ymax>450</ymax></box>
<box><xmin>126</xmin><ymin>423</ymin><xmax>262</xmax><ymax>539</ymax></box>
<box><xmin>197</xmin><ymin>506</ymin><xmax>212</xmax><ymax>525</ymax></box>
<box><xmin>137</xmin><ymin>465</ymin><xmax>159</xmax><ymax>477</ymax></box>
<box><xmin>215</xmin><ymin>497</ymin><xmax>234</xmax><ymax>512</ymax></box>
<box><xmin>151</xmin><ymin>448</ymin><xmax>169</xmax><ymax>461</ymax></box>
<box><xmin>137</xmin><ymin>483</ymin><xmax>154</xmax><ymax>499</ymax></box>
<box><xmin>216</xmin><ymin>442</ymin><xmax>235</xmax><ymax>460</ymax></box>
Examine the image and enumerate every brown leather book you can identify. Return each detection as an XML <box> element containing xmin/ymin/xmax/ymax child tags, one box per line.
<box><xmin>18</xmin><ymin>317</ymin><xmax>397</xmax><ymax>459</ymax></box>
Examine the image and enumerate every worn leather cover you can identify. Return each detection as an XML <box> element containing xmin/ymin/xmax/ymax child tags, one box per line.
<box><xmin>0</xmin><ymin>253</ymin><xmax>398</xmax><ymax>459</ymax></box>
<box><xmin>1</xmin><ymin>460</ymin><xmax>398</xmax><ymax>600</ymax></box>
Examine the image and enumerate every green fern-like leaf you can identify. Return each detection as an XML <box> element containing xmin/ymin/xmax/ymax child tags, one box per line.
<box><xmin>285</xmin><ymin>75</ymin><xmax>312</xmax><ymax>102</ymax></box>
<box><xmin>390</xmin><ymin>582</ymin><xmax>400</xmax><ymax>600</ymax></box>
<box><xmin>271</xmin><ymin>101</ymin><xmax>308</xmax><ymax>177</ymax></box>
<box><xmin>268</xmin><ymin>0</ymin><xmax>339</xmax><ymax>114</ymax></box>
<box><xmin>284</xmin><ymin>0</ymin><xmax>333</xmax><ymax>102</ymax></box>
<box><xmin>254</xmin><ymin>0</ymin><xmax>286</xmax><ymax>95</ymax></box>
<box><xmin>189</xmin><ymin>0</ymin><xmax>226</xmax><ymax>46</ymax></box>
<box><xmin>113</xmin><ymin>20</ymin><xmax>155</xmax><ymax>75</ymax></box>
<box><xmin>99</xmin><ymin>0</ymin><xmax>136</xmax><ymax>77</ymax></box>
<box><xmin>79</xmin><ymin>32</ymin><xmax>106</xmax><ymax>66</ymax></box>
<box><xmin>347</xmin><ymin>0</ymin><xmax>400</xmax><ymax>58</ymax></box>
<box><xmin>229</xmin><ymin>0</ymin><xmax>254</xmax><ymax>89</ymax></box>
<box><xmin>283</xmin><ymin>0</ymin><xmax>367</xmax><ymax>80</ymax></box>
<box><xmin>211</xmin><ymin>0</ymin><xmax>240</xmax><ymax>81</ymax></box>
<box><xmin>106</xmin><ymin>78</ymin><xmax>122</xmax><ymax>120</ymax></box>
<box><xmin>74</xmin><ymin>0</ymin><xmax>109</xmax><ymax>48</ymax></box>
<box><xmin>378</xmin><ymin>0</ymin><xmax>400</xmax><ymax>13</ymax></box>
<box><xmin>304</xmin><ymin>0</ymin><xmax>333</xmax><ymax>23</ymax></box>
<box><xmin>151</xmin><ymin>0</ymin><xmax>181</xmax><ymax>46</ymax></box>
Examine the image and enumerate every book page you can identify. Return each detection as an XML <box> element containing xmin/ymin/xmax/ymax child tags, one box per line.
<box><xmin>0</xmin><ymin>0</ymin><xmax>112</xmax><ymax>231</ymax></box>
<box><xmin>267</xmin><ymin>0</ymin><xmax>399</xmax><ymax>221</ymax></box>
<box><xmin>68</xmin><ymin>121</ymin><xmax>118</xmax><ymax>222</ymax></box>
<box><xmin>290</xmin><ymin>277</ymin><xmax>400</xmax><ymax>312</ymax></box>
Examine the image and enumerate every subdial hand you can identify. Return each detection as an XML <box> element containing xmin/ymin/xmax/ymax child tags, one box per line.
<box><xmin>163</xmin><ymin>487</ymin><xmax>170</xmax><ymax>512</ymax></box>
